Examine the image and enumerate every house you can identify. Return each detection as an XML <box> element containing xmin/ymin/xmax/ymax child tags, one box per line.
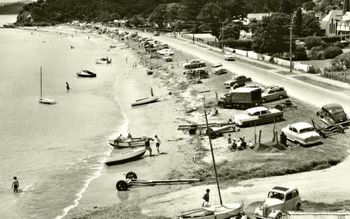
<box><xmin>247</xmin><ymin>13</ymin><xmax>272</xmax><ymax>22</ymax></box>
<box><xmin>337</xmin><ymin>12</ymin><xmax>350</xmax><ymax>35</ymax></box>
<box><xmin>320</xmin><ymin>10</ymin><xmax>343</xmax><ymax>36</ymax></box>
<box><xmin>113</xmin><ymin>19</ymin><xmax>128</xmax><ymax>27</ymax></box>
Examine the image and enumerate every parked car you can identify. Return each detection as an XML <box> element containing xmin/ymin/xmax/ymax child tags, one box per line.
<box><xmin>183</xmin><ymin>59</ymin><xmax>206</xmax><ymax>69</ymax></box>
<box><xmin>157</xmin><ymin>48</ymin><xmax>174</xmax><ymax>56</ymax></box>
<box><xmin>261</xmin><ymin>86</ymin><xmax>288</xmax><ymax>102</ymax></box>
<box><xmin>224</xmin><ymin>53</ymin><xmax>235</xmax><ymax>61</ymax></box>
<box><xmin>234</xmin><ymin>106</ymin><xmax>283</xmax><ymax>127</ymax></box>
<box><xmin>316</xmin><ymin>103</ymin><xmax>350</xmax><ymax>126</ymax></box>
<box><xmin>255</xmin><ymin>186</ymin><xmax>302</xmax><ymax>219</ymax></box>
<box><xmin>224</xmin><ymin>75</ymin><xmax>251</xmax><ymax>88</ymax></box>
<box><xmin>183</xmin><ymin>68</ymin><xmax>209</xmax><ymax>79</ymax></box>
<box><xmin>211</xmin><ymin>63</ymin><xmax>227</xmax><ymax>75</ymax></box>
<box><xmin>163</xmin><ymin>55</ymin><xmax>172</xmax><ymax>62</ymax></box>
<box><xmin>281</xmin><ymin>122</ymin><xmax>321</xmax><ymax>146</ymax></box>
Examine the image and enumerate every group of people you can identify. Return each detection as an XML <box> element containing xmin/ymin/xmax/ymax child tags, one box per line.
<box><xmin>144</xmin><ymin>135</ymin><xmax>161</xmax><ymax>156</ymax></box>
<box><xmin>227</xmin><ymin>134</ymin><xmax>254</xmax><ymax>151</ymax></box>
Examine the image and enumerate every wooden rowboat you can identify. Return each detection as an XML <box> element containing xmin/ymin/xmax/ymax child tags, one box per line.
<box><xmin>105</xmin><ymin>148</ymin><xmax>146</xmax><ymax>166</ymax></box>
<box><xmin>77</xmin><ymin>70</ymin><xmax>97</xmax><ymax>77</ymax></box>
<box><xmin>179</xmin><ymin>203</ymin><xmax>244</xmax><ymax>219</ymax></box>
<box><xmin>131</xmin><ymin>96</ymin><xmax>159</xmax><ymax>107</ymax></box>
<box><xmin>109</xmin><ymin>137</ymin><xmax>145</xmax><ymax>148</ymax></box>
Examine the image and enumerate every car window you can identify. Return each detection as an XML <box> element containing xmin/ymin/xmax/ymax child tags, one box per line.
<box><xmin>268</xmin><ymin>90</ymin><xmax>274</xmax><ymax>94</ymax></box>
<box><xmin>253</xmin><ymin>112</ymin><xmax>260</xmax><ymax>116</ymax></box>
<box><xmin>261</xmin><ymin>110</ymin><xmax>268</xmax><ymax>114</ymax></box>
<box><xmin>268</xmin><ymin>192</ymin><xmax>285</xmax><ymax>200</ymax></box>
<box><xmin>286</xmin><ymin>193</ymin><xmax>293</xmax><ymax>201</ymax></box>
<box><xmin>292</xmin><ymin>190</ymin><xmax>299</xmax><ymax>198</ymax></box>
<box><xmin>299</xmin><ymin>127</ymin><xmax>314</xmax><ymax>133</ymax></box>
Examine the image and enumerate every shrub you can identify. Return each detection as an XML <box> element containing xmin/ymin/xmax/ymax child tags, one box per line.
<box><xmin>223</xmin><ymin>39</ymin><xmax>252</xmax><ymax>50</ymax></box>
<box><xmin>324</xmin><ymin>46</ymin><xmax>343</xmax><ymax>59</ymax></box>
<box><xmin>294</xmin><ymin>46</ymin><xmax>308</xmax><ymax>60</ymax></box>
<box><xmin>309</xmin><ymin>46</ymin><xmax>324</xmax><ymax>60</ymax></box>
<box><xmin>333</xmin><ymin>41</ymin><xmax>349</xmax><ymax>49</ymax></box>
<box><xmin>320</xmin><ymin>35</ymin><xmax>342</xmax><ymax>43</ymax></box>
<box><xmin>304</xmin><ymin>36</ymin><xmax>324</xmax><ymax>50</ymax></box>
<box><xmin>330</xmin><ymin>52</ymin><xmax>350</xmax><ymax>71</ymax></box>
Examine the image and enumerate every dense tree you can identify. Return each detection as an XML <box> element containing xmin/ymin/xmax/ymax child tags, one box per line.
<box><xmin>220</xmin><ymin>24</ymin><xmax>240</xmax><ymax>40</ymax></box>
<box><xmin>293</xmin><ymin>8</ymin><xmax>302</xmax><ymax>36</ymax></box>
<box><xmin>180</xmin><ymin>0</ymin><xmax>208</xmax><ymax>21</ymax></box>
<box><xmin>252</xmin><ymin>13</ymin><xmax>291</xmax><ymax>54</ymax></box>
<box><xmin>304</xmin><ymin>36</ymin><xmax>324</xmax><ymax>49</ymax></box>
<box><xmin>279</xmin><ymin>0</ymin><xmax>297</xmax><ymax>15</ymax></box>
<box><xmin>300</xmin><ymin>12</ymin><xmax>321</xmax><ymax>37</ymax></box>
<box><xmin>303</xmin><ymin>1</ymin><xmax>316</xmax><ymax>11</ymax></box>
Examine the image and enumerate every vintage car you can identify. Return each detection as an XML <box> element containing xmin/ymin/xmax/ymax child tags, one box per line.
<box><xmin>183</xmin><ymin>59</ymin><xmax>206</xmax><ymax>69</ymax></box>
<box><xmin>211</xmin><ymin>63</ymin><xmax>227</xmax><ymax>75</ymax></box>
<box><xmin>224</xmin><ymin>53</ymin><xmax>235</xmax><ymax>61</ymax></box>
<box><xmin>261</xmin><ymin>86</ymin><xmax>288</xmax><ymax>102</ymax></box>
<box><xmin>157</xmin><ymin>48</ymin><xmax>174</xmax><ymax>56</ymax></box>
<box><xmin>183</xmin><ymin>68</ymin><xmax>209</xmax><ymax>79</ymax></box>
<box><xmin>224</xmin><ymin>75</ymin><xmax>251</xmax><ymax>88</ymax></box>
<box><xmin>255</xmin><ymin>186</ymin><xmax>302</xmax><ymax>219</ymax></box>
<box><xmin>281</xmin><ymin>122</ymin><xmax>321</xmax><ymax>146</ymax></box>
<box><xmin>316</xmin><ymin>103</ymin><xmax>350</xmax><ymax>126</ymax></box>
<box><xmin>234</xmin><ymin>106</ymin><xmax>283</xmax><ymax>127</ymax></box>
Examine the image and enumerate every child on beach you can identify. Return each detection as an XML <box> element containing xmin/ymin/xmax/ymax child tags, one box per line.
<box><xmin>154</xmin><ymin>135</ymin><xmax>161</xmax><ymax>155</ymax></box>
<box><xmin>12</xmin><ymin>176</ymin><xmax>19</xmax><ymax>193</ymax></box>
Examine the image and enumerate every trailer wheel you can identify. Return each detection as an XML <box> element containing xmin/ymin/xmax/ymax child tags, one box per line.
<box><xmin>116</xmin><ymin>180</ymin><xmax>128</xmax><ymax>191</ymax></box>
<box><xmin>126</xmin><ymin>171</ymin><xmax>137</xmax><ymax>180</ymax></box>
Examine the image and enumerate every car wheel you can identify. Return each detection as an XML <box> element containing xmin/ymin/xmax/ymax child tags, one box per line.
<box><xmin>276</xmin><ymin>213</ymin><xmax>282</xmax><ymax>219</ymax></box>
<box><xmin>262</xmin><ymin>99</ymin><xmax>266</xmax><ymax>103</ymax></box>
<box><xmin>279</xmin><ymin>95</ymin><xmax>284</xmax><ymax>100</ymax></box>
<box><xmin>296</xmin><ymin>203</ymin><xmax>302</xmax><ymax>211</ymax></box>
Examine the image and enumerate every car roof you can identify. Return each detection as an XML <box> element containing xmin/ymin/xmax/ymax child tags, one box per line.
<box><xmin>290</xmin><ymin>122</ymin><xmax>313</xmax><ymax>130</ymax></box>
<box><xmin>246</xmin><ymin>106</ymin><xmax>268</xmax><ymax>114</ymax></box>
<box><xmin>270</xmin><ymin>186</ymin><xmax>298</xmax><ymax>194</ymax></box>
<box><xmin>322</xmin><ymin>103</ymin><xmax>343</xmax><ymax>111</ymax></box>
<box><xmin>234</xmin><ymin>87</ymin><xmax>260</xmax><ymax>92</ymax></box>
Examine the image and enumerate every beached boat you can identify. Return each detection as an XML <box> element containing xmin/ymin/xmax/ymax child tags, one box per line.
<box><xmin>77</xmin><ymin>70</ymin><xmax>97</xmax><ymax>78</ymax></box>
<box><xmin>109</xmin><ymin>137</ymin><xmax>146</xmax><ymax>148</ymax></box>
<box><xmin>179</xmin><ymin>203</ymin><xmax>244</xmax><ymax>219</ymax></box>
<box><xmin>105</xmin><ymin>148</ymin><xmax>146</xmax><ymax>166</ymax></box>
<box><xmin>39</xmin><ymin>67</ymin><xmax>56</xmax><ymax>105</ymax></box>
<box><xmin>96</xmin><ymin>57</ymin><xmax>112</xmax><ymax>64</ymax></box>
<box><xmin>178</xmin><ymin>110</ymin><xmax>244</xmax><ymax>219</ymax></box>
<box><xmin>131</xmin><ymin>96</ymin><xmax>159</xmax><ymax>107</ymax></box>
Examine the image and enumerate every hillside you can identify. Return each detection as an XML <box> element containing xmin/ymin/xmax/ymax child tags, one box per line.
<box><xmin>0</xmin><ymin>1</ymin><xmax>31</xmax><ymax>14</ymax></box>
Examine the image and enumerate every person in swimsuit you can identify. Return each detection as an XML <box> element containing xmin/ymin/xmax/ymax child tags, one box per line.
<box><xmin>12</xmin><ymin>176</ymin><xmax>19</xmax><ymax>193</ymax></box>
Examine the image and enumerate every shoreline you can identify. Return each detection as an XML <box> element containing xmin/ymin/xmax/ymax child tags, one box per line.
<box><xmin>10</xmin><ymin>23</ymin><xmax>350</xmax><ymax>218</ymax></box>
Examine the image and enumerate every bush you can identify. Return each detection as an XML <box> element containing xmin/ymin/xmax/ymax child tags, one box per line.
<box><xmin>324</xmin><ymin>46</ymin><xmax>343</xmax><ymax>59</ymax></box>
<box><xmin>320</xmin><ymin>35</ymin><xmax>342</xmax><ymax>43</ymax></box>
<box><xmin>330</xmin><ymin>52</ymin><xmax>350</xmax><ymax>71</ymax></box>
<box><xmin>309</xmin><ymin>46</ymin><xmax>324</xmax><ymax>60</ymax></box>
<box><xmin>305</xmin><ymin>36</ymin><xmax>324</xmax><ymax>50</ymax></box>
<box><xmin>333</xmin><ymin>41</ymin><xmax>349</xmax><ymax>48</ymax></box>
<box><xmin>223</xmin><ymin>39</ymin><xmax>252</xmax><ymax>50</ymax></box>
<box><xmin>294</xmin><ymin>46</ymin><xmax>308</xmax><ymax>60</ymax></box>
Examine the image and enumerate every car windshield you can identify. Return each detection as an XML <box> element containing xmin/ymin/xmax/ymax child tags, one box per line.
<box><xmin>213</xmin><ymin>64</ymin><xmax>222</xmax><ymax>68</ymax></box>
<box><xmin>268</xmin><ymin>192</ymin><xmax>285</xmax><ymax>200</ymax></box>
<box><xmin>299</xmin><ymin>127</ymin><xmax>314</xmax><ymax>133</ymax></box>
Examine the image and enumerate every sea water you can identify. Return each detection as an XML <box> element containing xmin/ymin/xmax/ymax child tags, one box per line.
<box><xmin>0</xmin><ymin>15</ymin><xmax>127</xmax><ymax>218</ymax></box>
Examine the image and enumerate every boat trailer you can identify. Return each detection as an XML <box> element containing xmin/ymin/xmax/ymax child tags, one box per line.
<box><xmin>116</xmin><ymin>171</ymin><xmax>202</xmax><ymax>191</ymax></box>
<box><xmin>312</xmin><ymin>120</ymin><xmax>347</xmax><ymax>138</ymax></box>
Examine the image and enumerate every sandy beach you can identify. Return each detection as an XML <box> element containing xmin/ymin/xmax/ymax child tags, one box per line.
<box><xmin>13</xmin><ymin>23</ymin><xmax>349</xmax><ymax>218</ymax></box>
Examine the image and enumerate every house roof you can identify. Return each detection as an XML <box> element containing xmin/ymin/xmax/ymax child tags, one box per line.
<box><xmin>320</xmin><ymin>10</ymin><xmax>343</xmax><ymax>30</ymax></box>
<box><xmin>247</xmin><ymin>13</ymin><xmax>271</xmax><ymax>21</ymax></box>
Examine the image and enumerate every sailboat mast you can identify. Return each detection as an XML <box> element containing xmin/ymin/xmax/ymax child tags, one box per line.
<box><xmin>40</xmin><ymin>66</ymin><xmax>43</xmax><ymax>99</ymax></box>
<box><xmin>204</xmin><ymin>110</ymin><xmax>223</xmax><ymax>205</ymax></box>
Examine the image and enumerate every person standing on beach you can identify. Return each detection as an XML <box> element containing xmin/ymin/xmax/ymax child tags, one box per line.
<box><xmin>150</xmin><ymin>87</ymin><xmax>154</xmax><ymax>97</ymax></box>
<box><xmin>12</xmin><ymin>176</ymin><xmax>19</xmax><ymax>193</ymax></box>
<box><xmin>227</xmin><ymin>134</ymin><xmax>232</xmax><ymax>150</ymax></box>
<box><xmin>66</xmin><ymin>82</ymin><xmax>70</xmax><ymax>91</ymax></box>
<box><xmin>154</xmin><ymin>135</ymin><xmax>161</xmax><ymax>155</ymax></box>
<box><xmin>144</xmin><ymin>137</ymin><xmax>154</xmax><ymax>156</ymax></box>
<box><xmin>202</xmin><ymin>189</ymin><xmax>210</xmax><ymax>207</ymax></box>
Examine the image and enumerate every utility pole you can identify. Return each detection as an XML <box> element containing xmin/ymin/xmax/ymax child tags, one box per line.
<box><xmin>192</xmin><ymin>21</ymin><xmax>195</xmax><ymax>44</ymax></box>
<box><xmin>289</xmin><ymin>15</ymin><xmax>293</xmax><ymax>73</ymax></box>
<box><xmin>221</xmin><ymin>22</ymin><xmax>224</xmax><ymax>53</ymax></box>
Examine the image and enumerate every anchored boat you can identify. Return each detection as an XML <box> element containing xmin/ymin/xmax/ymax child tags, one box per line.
<box><xmin>131</xmin><ymin>96</ymin><xmax>159</xmax><ymax>107</ymax></box>
<box><xmin>105</xmin><ymin>148</ymin><xmax>146</xmax><ymax>166</ymax></box>
<box><xmin>77</xmin><ymin>70</ymin><xmax>97</xmax><ymax>78</ymax></box>
<box><xmin>39</xmin><ymin>67</ymin><xmax>56</xmax><ymax>105</ymax></box>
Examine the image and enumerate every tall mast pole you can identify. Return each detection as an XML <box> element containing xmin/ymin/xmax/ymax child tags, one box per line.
<box><xmin>40</xmin><ymin>66</ymin><xmax>43</xmax><ymax>99</ymax></box>
<box><xmin>204</xmin><ymin>110</ymin><xmax>223</xmax><ymax>205</ymax></box>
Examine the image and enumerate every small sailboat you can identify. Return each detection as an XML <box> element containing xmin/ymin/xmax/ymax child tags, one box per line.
<box><xmin>39</xmin><ymin>67</ymin><xmax>56</xmax><ymax>105</ymax></box>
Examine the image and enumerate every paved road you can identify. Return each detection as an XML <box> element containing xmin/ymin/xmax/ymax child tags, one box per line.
<box><xmin>139</xmin><ymin>34</ymin><xmax>350</xmax><ymax>217</ymax></box>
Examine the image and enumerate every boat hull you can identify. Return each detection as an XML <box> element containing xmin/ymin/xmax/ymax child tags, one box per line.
<box><xmin>39</xmin><ymin>98</ymin><xmax>56</xmax><ymax>104</ymax></box>
<box><xmin>109</xmin><ymin>138</ymin><xmax>145</xmax><ymax>148</ymax></box>
<box><xmin>77</xmin><ymin>70</ymin><xmax>97</xmax><ymax>78</ymax></box>
<box><xmin>131</xmin><ymin>96</ymin><xmax>159</xmax><ymax>106</ymax></box>
<box><xmin>105</xmin><ymin>148</ymin><xmax>146</xmax><ymax>166</ymax></box>
<box><xmin>179</xmin><ymin>203</ymin><xmax>244</xmax><ymax>219</ymax></box>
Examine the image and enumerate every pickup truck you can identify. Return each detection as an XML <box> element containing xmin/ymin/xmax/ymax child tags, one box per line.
<box><xmin>224</xmin><ymin>75</ymin><xmax>251</xmax><ymax>88</ymax></box>
<box><xmin>255</xmin><ymin>186</ymin><xmax>302</xmax><ymax>219</ymax></box>
<box><xmin>183</xmin><ymin>59</ymin><xmax>206</xmax><ymax>69</ymax></box>
<box><xmin>234</xmin><ymin>106</ymin><xmax>283</xmax><ymax>127</ymax></box>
